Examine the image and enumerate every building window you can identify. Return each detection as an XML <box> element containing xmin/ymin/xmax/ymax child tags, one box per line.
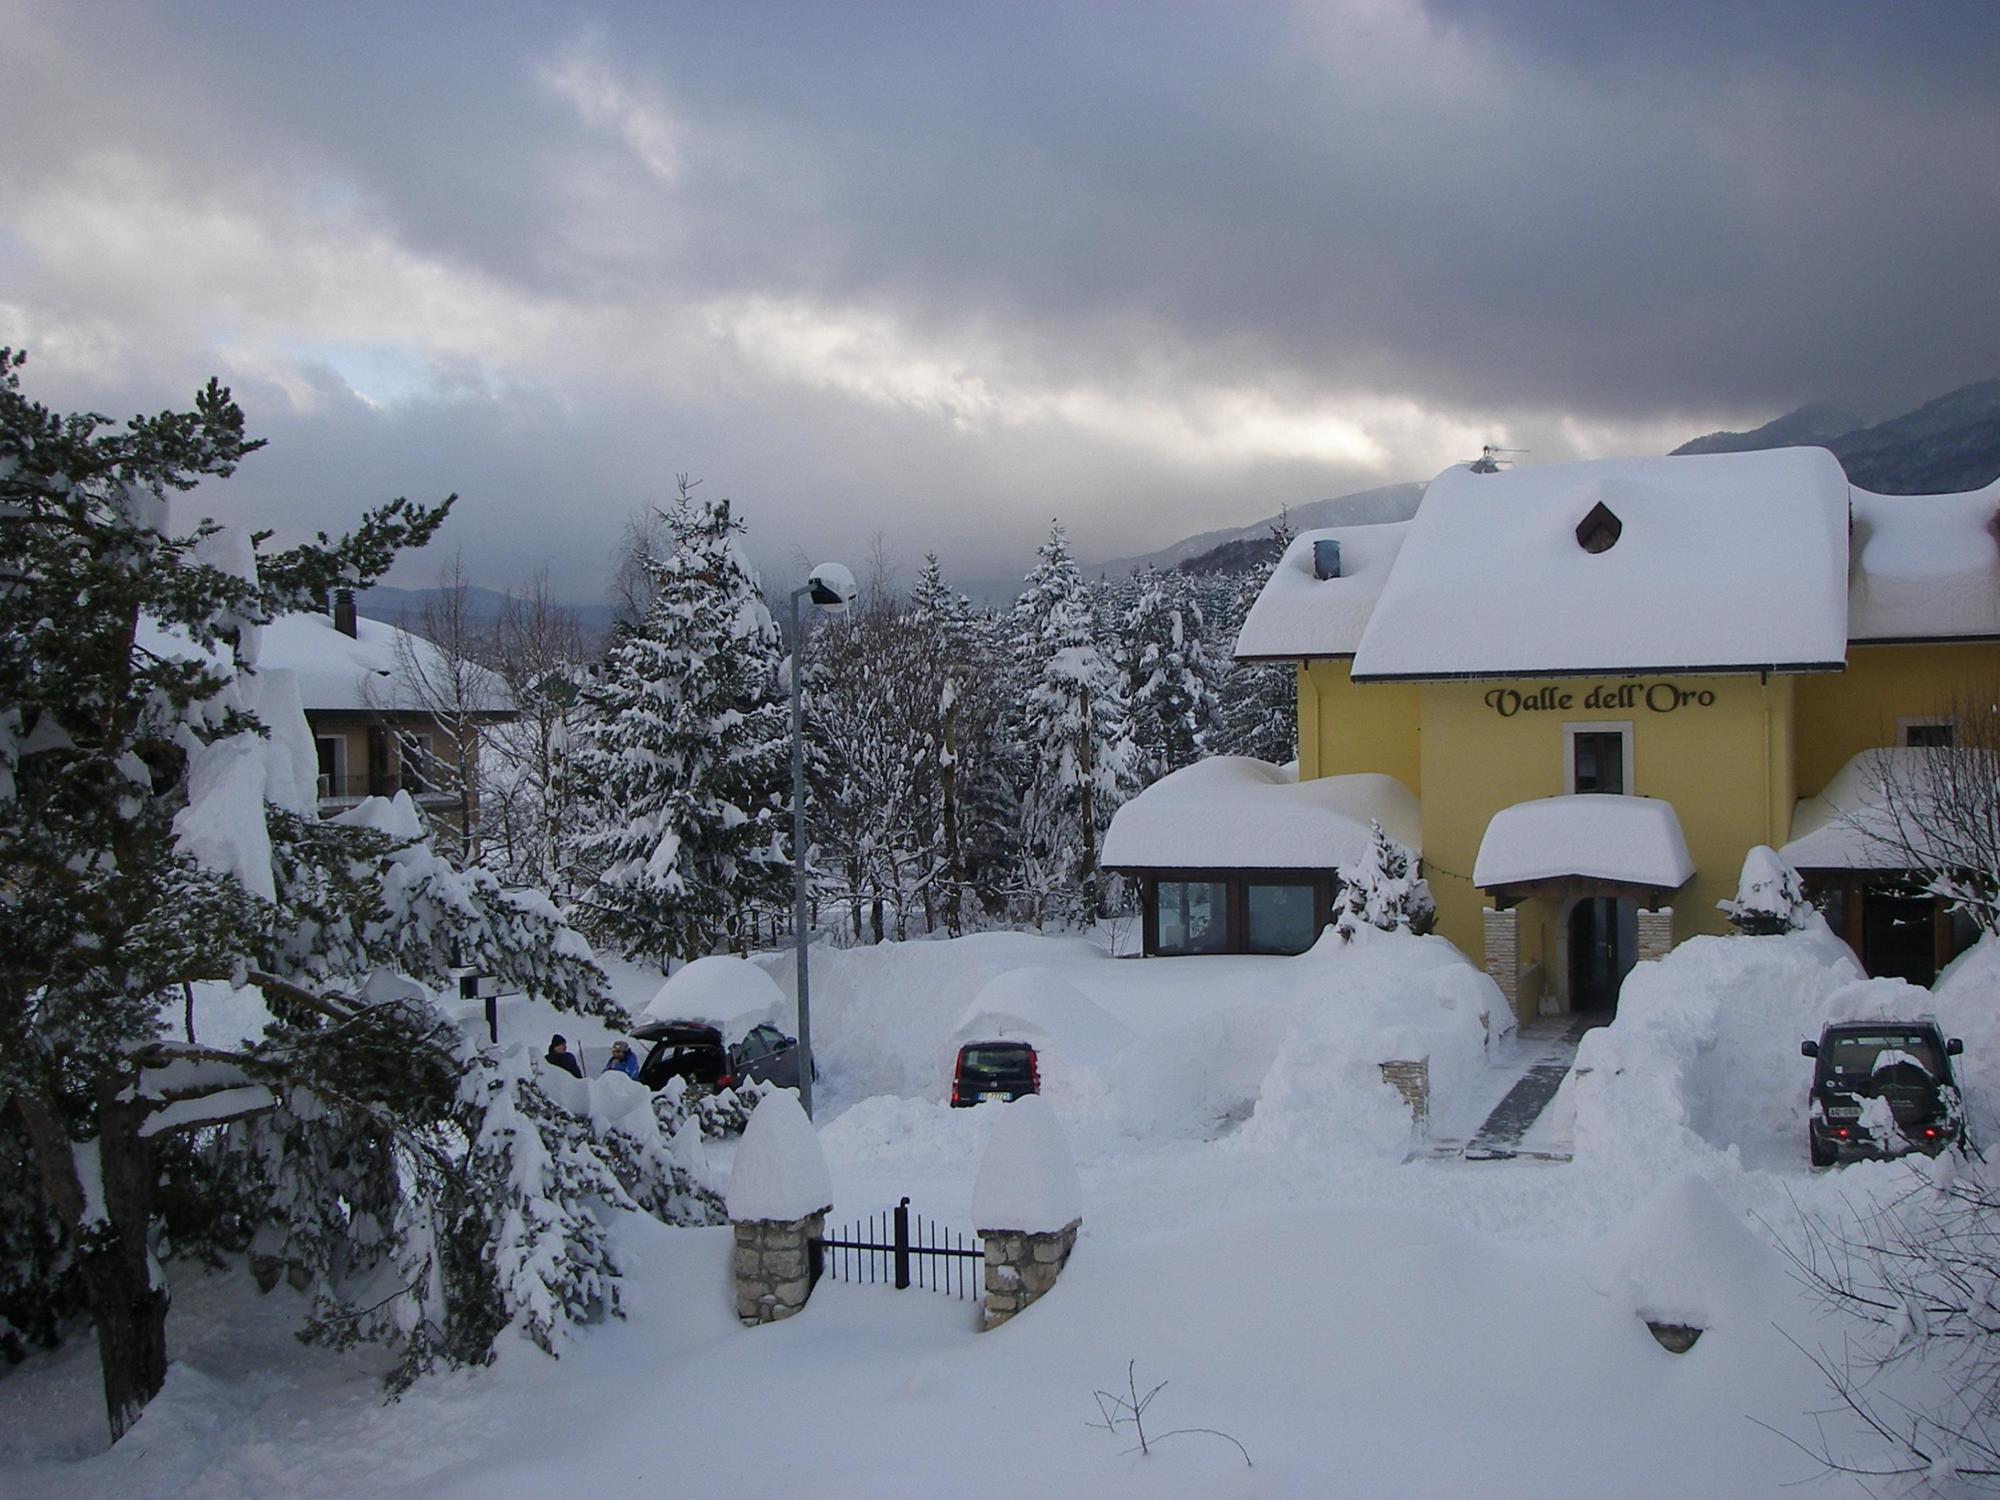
<box><xmin>1900</xmin><ymin>717</ymin><xmax>1957</xmax><ymax>749</ymax></box>
<box><xmin>1564</xmin><ymin>722</ymin><xmax>1633</xmax><ymax>795</ymax></box>
<box><xmin>315</xmin><ymin>735</ymin><xmax>344</xmax><ymax>799</ymax></box>
<box><xmin>1245</xmin><ymin>883</ymin><xmax>1317</xmax><ymax>955</ymax></box>
<box><xmin>1156</xmin><ymin>880</ymin><xmax>1229</xmax><ymax>955</ymax></box>
<box><xmin>398</xmin><ymin>731</ymin><xmax>433</xmax><ymax>795</ymax></box>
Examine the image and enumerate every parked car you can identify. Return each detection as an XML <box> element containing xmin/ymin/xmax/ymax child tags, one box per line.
<box><xmin>950</xmin><ymin>1039</ymin><xmax>1040</xmax><ymax>1107</ymax></box>
<box><xmin>1802</xmin><ymin>1019</ymin><xmax>1966</xmax><ymax>1167</ymax></box>
<box><xmin>632</xmin><ymin>1019</ymin><xmax>735</xmax><ymax>1093</ymax></box>
<box><xmin>731</xmin><ymin>1022</ymin><xmax>819</xmax><ymax>1089</ymax></box>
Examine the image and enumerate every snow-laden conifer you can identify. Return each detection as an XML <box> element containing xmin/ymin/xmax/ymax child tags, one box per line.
<box><xmin>571</xmin><ymin>481</ymin><xmax>790</xmax><ymax>965</ymax></box>
<box><xmin>1718</xmin><ymin>844</ymin><xmax>1816</xmax><ymax>935</ymax></box>
<box><xmin>1335</xmin><ymin>820</ymin><xmax>1435</xmax><ymax>940</ymax></box>
<box><xmin>1122</xmin><ymin>567</ymin><xmax>1220</xmax><ymax>781</ymax></box>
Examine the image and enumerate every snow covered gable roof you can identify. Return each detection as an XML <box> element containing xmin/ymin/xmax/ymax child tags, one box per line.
<box><xmin>1342</xmin><ymin>448</ymin><xmax>1851</xmax><ymax>680</ymax></box>
<box><xmin>1101</xmin><ymin>756</ymin><xmax>1418</xmax><ymax>870</ymax></box>
<box><xmin>1782</xmin><ymin>747</ymin><xmax>1950</xmax><ymax>871</ymax></box>
<box><xmin>1233</xmin><ymin>521</ymin><xmax>1410</xmax><ymax>661</ymax></box>
<box><xmin>255</xmin><ymin>611</ymin><xmax>510</xmax><ymax>715</ymax></box>
<box><xmin>1847</xmin><ymin>480</ymin><xmax>2000</xmax><ymax>642</ymax></box>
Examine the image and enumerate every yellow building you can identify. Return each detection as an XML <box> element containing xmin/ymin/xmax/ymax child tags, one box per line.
<box><xmin>1109</xmin><ymin>448</ymin><xmax>2000</xmax><ymax>1023</ymax></box>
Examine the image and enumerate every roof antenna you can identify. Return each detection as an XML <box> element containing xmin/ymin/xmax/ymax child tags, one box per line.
<box><xmin>1469</xmin><ymin>444</ymin><xmax>1529</xmax><ymax>474</ymax></box>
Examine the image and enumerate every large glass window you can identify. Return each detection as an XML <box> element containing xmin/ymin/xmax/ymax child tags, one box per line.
<box><xmin>1246</xmin><ymin>883</ymin><xmax>1317</xmax><ymax>955</ymax></box>
<box><xmin>1156</xmin><ymin>880</ymin><xmax>1229</xmax><ymax>955</ymax></box>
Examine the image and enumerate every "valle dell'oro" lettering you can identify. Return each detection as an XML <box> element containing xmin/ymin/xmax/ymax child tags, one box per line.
<box><xmin>1482</xmin><ymin>682</ymin><xmax>1718</xmax><ymax>718</ymax></box>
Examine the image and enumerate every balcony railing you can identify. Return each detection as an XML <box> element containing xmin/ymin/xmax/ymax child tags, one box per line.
<box><xmin>316</xmin><ymin>772</ymin><xmax>455</xmax><ymax>806</ymax></box>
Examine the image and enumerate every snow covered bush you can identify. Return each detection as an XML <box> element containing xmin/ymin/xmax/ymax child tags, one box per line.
<box><xmin>1718</xmin><ymin>844</ymin><xmax>1816</xmax><ymax>936</ymax></box>
<box><xmin>1334</xmin><ymin>820</ymin><xmax>1435</xmax><ymax>941</ymax></box>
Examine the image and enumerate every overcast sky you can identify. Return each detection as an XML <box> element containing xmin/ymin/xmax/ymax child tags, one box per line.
<box><xmin>4</xmin><ymin>0</ymin><xmax>1996</xmax><ymax>601</ymax></box>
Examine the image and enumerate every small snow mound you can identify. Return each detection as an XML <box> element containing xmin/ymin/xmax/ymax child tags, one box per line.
<box><xmin>971</xmin><ymin>1095</ymin><xmax>1082</xmax><ymax>1233</ymax></box>
<box><xmin>954</xmin><ymin>967</ymin><xmax>1134</xmax><ymax>1065</ymax></box>
<box><xmin>640</xmin><ymin>954</ymin><xmax>787</xmax><ymax>1033</ymax></box>
<box><xmin>1588</xmin><ymin>1174</ymin><xmax>1784</xmax><ymax>1330</ymax></box>
<box><xmin>726</xmin><ymin>1091</ymin><xmax>833</xmax><ymax>1222</ymax></box>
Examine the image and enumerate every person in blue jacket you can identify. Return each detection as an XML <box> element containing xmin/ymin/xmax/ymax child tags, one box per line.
<box><xmin>602</xmin><ymin>1039</ymin><xmax>640</xmax><ymax>1079</ymax></box>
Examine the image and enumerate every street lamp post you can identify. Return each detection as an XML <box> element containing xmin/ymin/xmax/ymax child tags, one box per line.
<box><xmin>788</xmin><ymin>562</ymin><xmax>855</xmax><ymax>1119</ymax></box>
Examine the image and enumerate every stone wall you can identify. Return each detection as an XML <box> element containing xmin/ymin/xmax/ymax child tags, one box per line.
<box><xmin>1637</xmin><ymin>906</ymin><xmax>1674</xmax><ymax>965</ymax></box>
<box><xmin>733</xmin><ymin>1208</ymin><xmax>828</xmax><ymax>1325</ymax></box>
<box><xmin>1379</xmin><ymin>1056</ymin><xmax>1430</xmax><ymax>1131</ymax></box>
<box><xmin>1483</xmin><ymin>907</ymin><xmax>1520</xmax><ymax>1019</ymax></box>
<box><xmin>980</xmin><ymin>1218</ymin><xmax>1080</xmax><ymax>1329</ymax></box>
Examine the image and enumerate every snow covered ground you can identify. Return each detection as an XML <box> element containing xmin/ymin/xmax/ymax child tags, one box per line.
<box><xmin>6</xmin><ymin>922</ymin><xmax>1992</xmax><ymax>1497</ymax></box>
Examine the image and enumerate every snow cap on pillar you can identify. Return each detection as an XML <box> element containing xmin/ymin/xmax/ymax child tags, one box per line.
<box><xmin>726</xmin><ymin>1091</ymin><xmax>833</xmax><ymax>1222</ymax></box>
<box><xmin>972</xmin><ymin>1094</ymin><xmax>1083</xmax><ymax>1233</ymax></box>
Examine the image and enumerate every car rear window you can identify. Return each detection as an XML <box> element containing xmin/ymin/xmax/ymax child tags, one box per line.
<box><xmin>1824</xmin><ymin>1032</ymin><xmax>1944</xmax><ymax>1080</ymax></box>
<box><xmin>959</xmin><ymin>1045</ymin><xmax>1032</xmax><ymax>1080</ymax></box>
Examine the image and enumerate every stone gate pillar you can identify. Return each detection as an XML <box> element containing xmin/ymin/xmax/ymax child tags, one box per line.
<box><xmin>1483</xmin><ymin>907</ymin><xmax>1521</xmax><ymax>1021</ymax></box>
<box><xmin>1637</xmin><ymin>906</ymin><xmax>1674</xmax><ymax>965</ymax></box>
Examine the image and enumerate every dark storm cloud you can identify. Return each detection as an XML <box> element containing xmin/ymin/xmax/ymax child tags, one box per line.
<box><xmin>2</xmin><ymin>0</ymin><xmax>1996</xmax><ymax>593</ymax></box>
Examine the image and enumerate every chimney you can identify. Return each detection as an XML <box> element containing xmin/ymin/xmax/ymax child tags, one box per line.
<box><xmin>334</xmin><ymin>586</ymin><xmax>358</xmax><ymax>638</ymax></box>
<box><xmin>1312</xmin><ymin>538</ymin><xmax>1343</xmax><ymax>580</ymax></box>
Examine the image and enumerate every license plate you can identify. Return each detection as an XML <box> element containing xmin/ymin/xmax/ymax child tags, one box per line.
<box><xmin>979</xmin><ymin>1091</ymin><xmax>1000</xmax><ymax>1103</ymax></box>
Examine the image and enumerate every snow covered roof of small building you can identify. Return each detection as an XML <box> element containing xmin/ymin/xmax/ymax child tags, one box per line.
<box><xmin>1344</xmin><ymin>449</ymin><xmax>1851</xmax><ymax>680</ymax></box>
<box><xmin>252</xmin><ymin>611</ymin><xmax>509</xmax><ymax>714</ymax></box>
<box><xmin>1232</xmin><ymin>522</ymin><xmax>1410</xmax><ymax>661</ymax></box>
<box><xmin>1847</xmin><ymin>481</ymin><xmax>2000</xmax><ymax>642</ymax></box>
<box><xmin>1783</xmin><ymin>748</ymin><xmax>1949</xmax><ymax>870</ymax></box>
<box><xmin>1101</xmin><ymin>757</ymin><xmax>1418</xmax><ymax>870</ymax></box>
<box><xmin>1472</xmin><ymin>795</ymin><xmax>1694</xmax><ymax>891</ymax></box>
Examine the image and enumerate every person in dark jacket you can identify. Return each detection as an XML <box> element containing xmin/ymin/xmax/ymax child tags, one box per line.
<box><xmin>602</xmin><ymin>1040</ymin><xmax>640</xmax><ymax>1079</ymax></box>
<box><xmin>545</xmin><ymin>1034</ymin><xmax>584</xmax><ymax>1079</ymax></box>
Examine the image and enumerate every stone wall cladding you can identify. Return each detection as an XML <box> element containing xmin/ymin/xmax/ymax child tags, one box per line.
<box><xmin>733</xmin><ymin>1207</ymin><xmax>829</xmax><ymax>1325</ymax></box>
<box><xmin>1379</xmin><ymin>1056</ymin><xmax>1430</xmax><ymax>1131</ymax></box>
<box><xmin>979</xmin><ymin>1217</ymin><xmax>1080</xmax><ymax>1329</ymax></box>
<box><xmin>1637</xmin><ymin>906</ymin><xmax>1675</xmax><ymax>965</ymax></box>
<box><xmin>1483</xmin><ymin>907</ymin><xmax>1521</xmax><ymax>1019</ymax></box>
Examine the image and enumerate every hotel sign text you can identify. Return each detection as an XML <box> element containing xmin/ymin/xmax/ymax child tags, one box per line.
<box><xmin>1483</xmin><ymin>682</ymin><xmax>1718</xmax><ymax>719</ymax></box>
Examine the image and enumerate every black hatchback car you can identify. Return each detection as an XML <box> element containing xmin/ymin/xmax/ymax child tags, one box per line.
<box><xmin>1802</xmin><ymin>1019</ymin><xmax>1966</xmax><ymax>1166</ymax></box>
<box><xmin>632</xmin><ymin>1019</ymin><xmax>736</xmax><ymax>1093</ymax></box>
<box><xmin>950</xmin><ymin>1040</ymin><xmax>1040</xmax><ymax>1107</ymax></box>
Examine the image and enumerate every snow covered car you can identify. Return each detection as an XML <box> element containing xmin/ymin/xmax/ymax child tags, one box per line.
<box><xmin>1802</xmin><ymin>1020</ymin><xmax>1965</xmax><ymax>1167</ymax></box>
<box><xmin>950</xmin><ymin>1040</ymin><xmax>1040</xmax><ymax>1107</ymax></box>
<box><xmin>731</xmin><ymin>1022</ymin><xmax>819</xmax><ymax>1089</ymax></box>
<box><xmin>632</xmin><ymin>1019</ymin><xmax>737</xmax><ymax>1093</ymax></box>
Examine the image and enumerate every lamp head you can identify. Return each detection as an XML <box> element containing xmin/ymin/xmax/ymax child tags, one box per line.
<box><xmin>807</xmin><ymin>562</ymin><xmax>857</xmax><ymax>613</ymax></box>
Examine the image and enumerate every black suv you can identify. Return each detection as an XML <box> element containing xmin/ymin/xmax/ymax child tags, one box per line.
<box><xmin>950</xmin><ymin>1040</ymin><xmax>1039</xmax><ymax>1107</ymax></box>
<box><xmin>1802</xmin><ymin>1019</ymin><xmax>1966</xmax><ymax>1167</ymax></box>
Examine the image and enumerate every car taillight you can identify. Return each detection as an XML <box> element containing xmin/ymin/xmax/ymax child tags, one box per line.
<box><xmin>950</xmin><ymin>1086</ymin><xmax>962</xmax><ymax>1105</ymax></box>
<box><xmin>1924</xmin><ymin>1127</ymin><xmax>1940</xmax><ymax>1140</ymax></box>
<box><xmin>717</xmin><ymin>1073</ymin><xmax>735</xmax><ymax>1090</ymax></box>
<box><xmin>1835</xmin><ymin>1127</ymin><xmax>1851</xmax><ymax>1139</ymax></box>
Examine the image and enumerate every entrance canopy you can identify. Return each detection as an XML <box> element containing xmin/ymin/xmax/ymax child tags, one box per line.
<box><xmin>1473</xmin><ymin>795</ymin><xmax>1694</xmax><ymax>904</ymax></box>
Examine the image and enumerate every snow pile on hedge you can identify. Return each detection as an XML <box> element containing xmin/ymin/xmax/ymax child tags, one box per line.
<box><xmin>1585</xmin><ymin>1174</ymin><xmax>1788</xmax><ymax>1332</ymax></box>
<box><xmin>1233</xmin><ymin>932</ymin><xmax>1505</xmax><ymax>1157</ymax></box>
<box><xmin>1929</xmin><ymin>935</ymin><xmax>2000</xmax><ymax>1142</ymax></box>
<box><xmin>971</xmin><ymin>1095</ymin><xmax>1083</xmax><ymax>1232</ymax></box>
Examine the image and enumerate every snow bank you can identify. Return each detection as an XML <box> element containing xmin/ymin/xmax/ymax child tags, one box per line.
<box><xmin>971</xmin><ymin>1095</ymin><xmax>1083</xmax><ymax>1232</ymax></box>
<box><xmin>1234</xmin><ymin>932</ymin><xmax>1504</xmax><ymax>1157</ymax></box>
<box><xmin>638</xmin><ymin>954</ymin><xmax>787</xmax><ymax>1035</ymax></box>
<box><xmin>1563</xmin><ymin>928</ymin><xmax>1877</xmax><ymax>1174</ymax></box>
<box><xmin>1586</xmin><ymin>1174</ymin><xmax>1787</xmax><ymax>1331</ymax></box>
<box><xmin>954</xmin><ymin>967</ymin><xmax>1134</xmax><ymax>1066</ymax></box>
<box><xmin>726</xmin><ymin>1092</ymin><xmax>833</xmax><ymax>1221</ymax></box>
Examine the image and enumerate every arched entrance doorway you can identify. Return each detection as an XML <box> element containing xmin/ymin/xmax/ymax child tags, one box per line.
<box><xmin>1564</xmin><ymin>895</ymin><xmax>1638</xmax><ymax>1015</ymax></box>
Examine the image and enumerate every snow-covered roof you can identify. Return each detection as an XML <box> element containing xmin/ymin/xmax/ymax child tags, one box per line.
<box><xmin>255</xmin><ymin>611</ymin><xmax>510</xmax><ymax>714</ymax></box>
<box><xmin>1472</xmin><ymin>795</ymin><xmax>1694</xmax><ymax>891</ymax></box>
<box><xmin>1342</xmin><ymin>449</ymin><xmax>1851</xmax><ymax>680</ymax></box>
<box><xmin>1848</xmin><ymin>482</ymin><xmax>2000</xmax><ymax>642</ymax></box>
<box><xmin>1783</xmin><ymin>748</ymin><xmax>1948</xmax><ymax>870</ymax></box>
<box><xmin>1233</xmin><ymin>522</ymin><xmax>1410</xmax><ymax>661</ymax></box>
<box><xmin>1101</xmin><ymin>757</ymin><xmax>1419</xmax><ymax>870</ymax></box>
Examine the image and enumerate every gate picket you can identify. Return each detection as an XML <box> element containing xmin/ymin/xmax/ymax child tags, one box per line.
<box><xmin>813</xmin><ymin>1196</ymin><xmax>983</xmax><ymax>1300</ymax></box>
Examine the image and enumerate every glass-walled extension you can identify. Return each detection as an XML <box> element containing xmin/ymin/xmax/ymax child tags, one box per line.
<box><xmin>1136</xmin><ymin>870</ymin><xmax>1338</xmax><ymax>957</ymax></box>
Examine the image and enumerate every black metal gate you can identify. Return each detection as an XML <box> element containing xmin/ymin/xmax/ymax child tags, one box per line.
<box><xmin>814</xmin><ymin>1197</ymin><xmax>983</xmax><ymax>1299</ymax></box>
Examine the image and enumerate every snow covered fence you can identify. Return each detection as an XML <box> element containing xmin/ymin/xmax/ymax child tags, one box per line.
<box><xmin>727</xmin><ymin>1093</ymin><xmax>834</xmax><ymax>1326</ymax></box>
<box><xmin>972</xmin><ymin>1097</ymin><xmax>1083</xmax><ymax>1330</ymax></box>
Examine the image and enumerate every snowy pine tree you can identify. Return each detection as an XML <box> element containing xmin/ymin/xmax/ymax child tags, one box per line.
<box><xmin>0</xmin><ymin>351</ymin><xmax>676</xmax><ymax>1441</ymax></box>
<box><xmin>1122</xmin><ymin>567</ymin><xmax>1220</xmax><ymax>781</ymax></box>
<box><xmin>1011</xmin><ymin>522</ymin><xmax>1138</xmax><ymax>921</ymax></box>
<box><xmin>1334</xmin><ymin>820</ymin><xmax>1435</xmax><ymax>940</ymax></box>
<box><xmin>1209</xmin><ymin>512</ymin><xmax>1298</xmax><ymax>764</ymax></box>
<box><xmin>1719</xmin><ymin>845</ymin><xmax>1817</xmax><ymax>936</ymax></box>
<box><xmin>572</xmin><ymin>482</ymin><xmax>791</xmax><ymax>966</ymax></box>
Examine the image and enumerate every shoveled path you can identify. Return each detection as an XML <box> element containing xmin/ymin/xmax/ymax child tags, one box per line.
<box><xmin>1424</xmin><ymin>1015</ymin><xmax>1601</xmax><ymax>1163</ymax></box>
